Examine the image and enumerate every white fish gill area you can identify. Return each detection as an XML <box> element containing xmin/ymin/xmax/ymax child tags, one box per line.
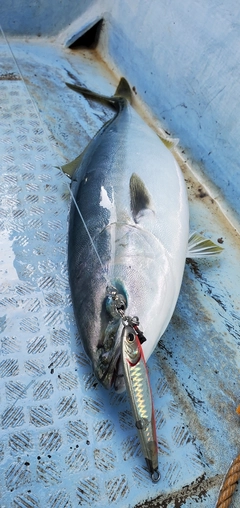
<box><xmin>0</xmin><ymin>32</ymin><xmax>239</xmax><ymax>508</ymax></box>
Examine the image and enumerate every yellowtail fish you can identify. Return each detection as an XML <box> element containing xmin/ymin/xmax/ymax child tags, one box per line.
<box><xmin>62</xmin><ymin>78</ymin><xmax>223</xmax><ymax>393</ymax></box>
<box><xmin>121</xmin><ymin>322</ymin><xmax>160</xmax><ymax>482</ymax></box>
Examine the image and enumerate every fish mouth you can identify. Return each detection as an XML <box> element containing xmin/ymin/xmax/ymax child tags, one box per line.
<box><xmin>113</xmin><ymin>356</ymin><xmax>126</xmax><ymax>393</ymax></box>
<box><xmin>95</xmin><ymin>322</ymin><xmax>126</xmax><ymax>392</ymax></box>
<box><xmin>99</xmin><ymin>354</ymin><xmax>125</xmax><ymax>392</ymax></box>
<box><xmin>94</xmin><ymin>282</ymin><xmax>127</xmax><ymax>392</ymax></box>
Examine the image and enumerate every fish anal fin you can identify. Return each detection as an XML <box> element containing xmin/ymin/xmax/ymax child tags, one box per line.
<box><xmin>187</xmin><ymin>232</ymin><xmax>224</xmax><ymax>258</ymax></box>
<box><xmin>130</xmin><ymin>173</ymin><xmax>154</xmax><ymax>224</ymax></box>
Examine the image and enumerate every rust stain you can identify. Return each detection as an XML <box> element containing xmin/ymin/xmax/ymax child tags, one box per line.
<box><xmin>135</xmin><ymin>473</ymin><xmax>223</xmax><ymax>507</ymax></box>
<box><xmin>0</xmin><ymin>72</ymin><xmax>21</xmax><ymax>81</ymax></box>
<box><xmin>196</xmin><ymin>186</ymin><xmax>208</xmax><ymax>199</ymax></box>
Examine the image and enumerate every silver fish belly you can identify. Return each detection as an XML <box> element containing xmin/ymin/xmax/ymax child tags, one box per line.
<box><xmin>65</xmin><ymin>79</ymin><xmax>189</xmax><ymax>391</ymax></box>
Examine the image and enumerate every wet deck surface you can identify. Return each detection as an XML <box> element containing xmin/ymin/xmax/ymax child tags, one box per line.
<box><xmin>0</xmin><ymin>35</ymin><xmax>239</xmax><ymax>507</ymax></box>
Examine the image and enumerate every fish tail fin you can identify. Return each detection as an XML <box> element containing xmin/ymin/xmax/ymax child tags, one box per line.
<box><xmin>187</xmin><ymin>232</ymin><xmax>224</xmax><ymax>258</ymax></box>
<box><xmin>114</xmin><ymin>77</ymin><xmax>132</xmax><ymax>103</ymax></box>
<box><xmin>66</xmin><ymin>78</ymin><xmax>132</xmax><ymax>105</ymax></box>
<box><xmin>66</xmin><ymin>78</ymin><xmax>132</xmax><ymax>104</ymax></box>
<box><xmin>65</xmin><ymin>82</ymin><xmax>118</xmax><ymax>107</ymax></box>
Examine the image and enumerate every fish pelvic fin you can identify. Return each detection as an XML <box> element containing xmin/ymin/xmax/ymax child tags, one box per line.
<box><xmin>130</xmin><ymin>173</ymin><xmax>154</xmax><ymax>223</ymax></box>
<box><xmin>114</xmin><ymin>77</ymin><xmax>132</xmax><ymax>103</ymax></box>
<box><xmin>187</xmin><ymin>232</ymin><xmax>224</xmax><ymax>258</ymax></box>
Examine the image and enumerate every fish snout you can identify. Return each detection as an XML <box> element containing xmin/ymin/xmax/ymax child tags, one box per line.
<box><xmin>113</xmin><ymin>357</ymin><xmax>126</xmax><ymax>393</ymax></box>
<box><xmin>95</xmin><ymin>319</ymin><xmax>126</xmax><ymax>392</ymax></box>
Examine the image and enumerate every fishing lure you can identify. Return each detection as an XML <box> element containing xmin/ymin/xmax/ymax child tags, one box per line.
<box><xmin>121</xmin><ymin>322</ymin><xmax>160</xmax><ymax>482</ymax></box>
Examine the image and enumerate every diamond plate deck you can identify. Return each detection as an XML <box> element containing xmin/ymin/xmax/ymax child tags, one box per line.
<box><xmin>0</xmin><ymin>34</ymin><xmax>240</xmax><ymax>507</ymax></box>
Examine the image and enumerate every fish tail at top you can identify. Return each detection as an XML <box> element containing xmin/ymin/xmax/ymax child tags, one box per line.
<box><xmin>65</xmin><ymin>81</ymin><xmax>116</xmax><ymax>105</ymax></box>
<box><xmin>66</xmin><ymin>77</ymin><xmax>132</xmax><ymax>105</ymax></box>
<box><xmin>114</xmin><ymin>77</ymin><xmax>132</xmax><ymax>103</ymax></box>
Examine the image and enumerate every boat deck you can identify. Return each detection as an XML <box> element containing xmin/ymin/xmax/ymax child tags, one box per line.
<box><xmin>0</xmin><ymin>33</ymin><xmax>240</xmax><ymax>507</ymax></box>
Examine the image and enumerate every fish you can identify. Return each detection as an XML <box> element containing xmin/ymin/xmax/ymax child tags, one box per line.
<box><xmin>121</xmin><ymin>321</ymin><xmax>160</xmax><ymax>481</ymax></box>
<box><xmin>62</xmin><ymin>78</ymin><xmax>223</xmax><ymax>392</ymax></box>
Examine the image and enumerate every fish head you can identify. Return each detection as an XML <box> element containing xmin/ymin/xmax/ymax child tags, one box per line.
<box><xmin>93</xmin><ymin>283</ymin><xmax>128</xmax><ymax>392</ymax></box>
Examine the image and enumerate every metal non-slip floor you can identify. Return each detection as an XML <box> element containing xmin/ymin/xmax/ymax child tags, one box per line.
<box><xmin>0</xmin><ymin>34</ymin><xmax>239</xmax><ymax>507</ymax></box>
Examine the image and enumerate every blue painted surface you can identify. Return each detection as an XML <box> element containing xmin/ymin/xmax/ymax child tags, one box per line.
<box><xmin>0</xmin><ymin>0</ymin><xmax>96</xmax><ymax>36</ymax></box>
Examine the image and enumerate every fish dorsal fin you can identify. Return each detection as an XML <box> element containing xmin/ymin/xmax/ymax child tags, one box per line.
<box><xmin>130</xmin><ymin>173</ymin><xmax>154</xmax><ymax>223</ymax></box>
<box><xmin>61</xmin><ymin>152</ymin><xmax>84</xmax><ymax>179</ymax></box>
<box><xmin>114</xmin><ymin>78</ymin><xmax>132</xmax><ymax>103</ymax></box>
<box><xmin>187</xmin><ymin>232</ymin><xmax>224</xmax><ymax>258</ymax></box>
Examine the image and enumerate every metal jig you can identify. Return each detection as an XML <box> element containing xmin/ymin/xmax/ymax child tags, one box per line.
<box><xmin>121</xmin><ymin>323</ymin><xmax>160</xmax><ymax>482</ymax></box>
<box><xmin>105</xmin><ymin>285</ymin><xmax>160</xmax><ymax>482</ymax></box>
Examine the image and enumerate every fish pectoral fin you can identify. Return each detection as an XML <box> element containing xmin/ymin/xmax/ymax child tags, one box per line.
<box><xmin>60</xmin><ymin>153</ymin><xmax>85</xmax><ymax>179</ymax></box>
<box><xmin>187</xmin><ymin>232</ymin><xmax>224</xmax><ymax>258</ymax></box>
<box><xmin>130</xmin><ymin>173</ymin><xmax>154</xmax><ymax>223</ymax></box>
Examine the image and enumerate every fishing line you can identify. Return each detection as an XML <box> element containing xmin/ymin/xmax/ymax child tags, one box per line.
<box><xmin>67</xmin><ymin>184</ymin><xmax>107</xmax><ymax>275</ymax></box>
<box><xmin>0</xmin><ymin>25</ymin><xmax>51</xmax><ymax>128</ymax></box>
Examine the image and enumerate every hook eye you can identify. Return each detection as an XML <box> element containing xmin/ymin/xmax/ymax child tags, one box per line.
<box><xmin>127</xmin><ymin>332</ymin><xmax>135</xmax><ymax>342</ymax></box>
<box><xmin>152</xmin><ymin>470</ymin><xmax>160</xmax><ymax>483</ymax></box>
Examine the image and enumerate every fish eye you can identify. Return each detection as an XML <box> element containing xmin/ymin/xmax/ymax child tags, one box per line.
<box><xmin>106</xmin><ymin>293</ymin><xmax>126</xmax><ymax>319</ymax></box>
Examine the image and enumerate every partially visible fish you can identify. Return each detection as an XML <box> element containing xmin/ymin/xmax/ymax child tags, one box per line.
<box><xmin>121</xmin><ymin>322</ymin><xmax>160</xmax><ymax>482</ymax></box>
<box><xmin>63</xmin><ymin>78</ymin><xmax>223</xmax><ymax>392</ymax></box>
